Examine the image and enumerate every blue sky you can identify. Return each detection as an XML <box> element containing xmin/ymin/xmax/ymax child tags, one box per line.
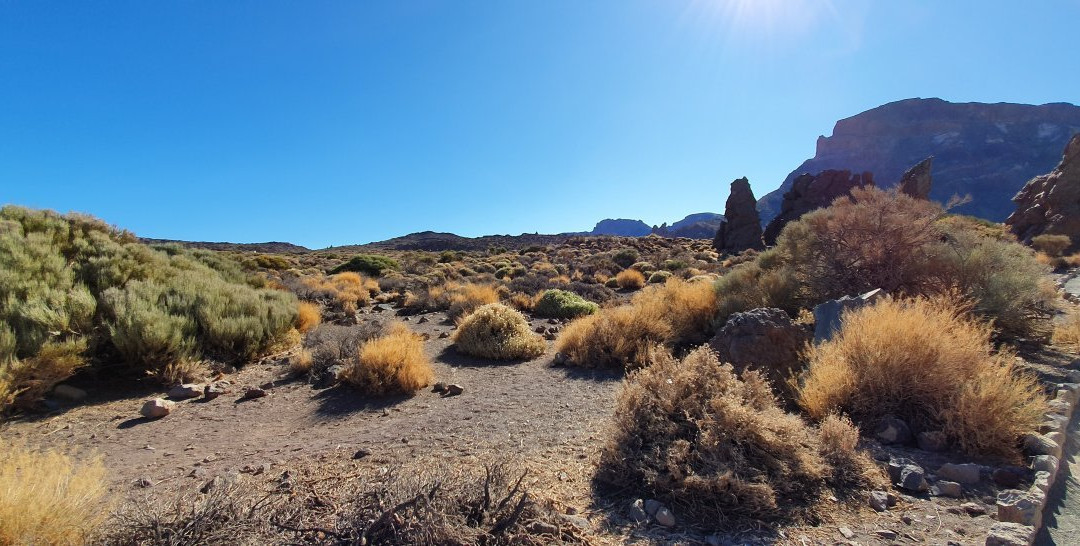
<box><xmin>2</xmin><ymin>1</ymin><xmax>1078</xmax><ymax>248</ymax></box>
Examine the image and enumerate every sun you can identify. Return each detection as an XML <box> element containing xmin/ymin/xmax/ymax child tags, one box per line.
<box><xmin>688</xmin><ymin>0</ymin><xmax>837</xmax><ymax>40</ymax></box>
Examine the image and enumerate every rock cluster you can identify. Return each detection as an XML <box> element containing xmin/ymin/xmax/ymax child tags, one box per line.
<box><xmin>1006</xmin><ymin>133</ymin><xmax>1080</xmax><ymax>251</ymax></box>
<box><xmin>762</xmin><ymin>169</ymin><xmax>874</xmax><ymax>245</ymax></box>
<box><xmin>898</xmin><ymin>157</ymin><xmax>934</xmax><ymax>199</ymax></box>
<box><xmin>712</xmin><ymin>177</ymin><xmax>763</xmax><ymax>254</ymax></box>
<box><xmin>708</xmin><ymin>307</ymin><xmax>809</xmax><ymax>389</ymax></box>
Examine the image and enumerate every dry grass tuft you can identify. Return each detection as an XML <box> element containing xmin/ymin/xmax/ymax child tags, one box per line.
<box><xmin>339</xmin><ymin>322</ymin><xmax>433</xmax><ymax>395</ymax></box>
<box><xmin>1053</xmin><ymin>309</ymin><xmax>1080</xmax><ymax>352</ymax></box>
<box><xmin>0</xmin><ymin>442</ymin><xmax>108</xmax><ymax>545</ymax></box>
<box><xmin>407</xmin><ymin>281</ymin><xmax>501</xmax><ymax>320</ymax></box>
<box><xmin>598</xmin><ymin>347</ymin><xmax>879</xmax><ymax>529</ymax></box>
<box><xmin>149</xmin><ymin>358</ymin><xmax>208</xmax><ymax>386</ymax></box>
<box><xmin>296</xmin><ymin>301</ymin><xmax>322</xmax><ymax>333</ymax></box>
<box><xmin>556</xmin><ymin>278</ymin><xmax>717</xmax><ymax>369</ymax></box>
<box><xmin>300</xmin><ymin>272</ymin><xmax>379</xmax><ymax>314</ymax></box>
<box><xmin>798</xmin><ymin>296</ymin><xmax>1046</xmax><ymax>459</ymax></box>
<box><xmin>290</xmin><ymin>348</ymin><xmax>315</xmax><ymax>375</ymax></box>
<box><xmin>614</xmin><ymin>269</ymin><xmax>646</xmax><ymax>290</ymax></box>
<box><xmin>453</xmin><ymin>304</ymin><xmax>546</xmax><ymax>360</ymax></box>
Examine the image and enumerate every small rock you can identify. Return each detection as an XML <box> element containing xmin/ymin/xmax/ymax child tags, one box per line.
<box><xmin>938</xmin><ymin>463</ymin><xmax>982</xmax><ymax>485</ymax></box>
<box><xmin>1032</xmin><ymin>455</ymin><xmax>1059</xmax><ymax>474</ymax></box>
<box><xmin>628</xmin><ymin>499</ymin><xmax>648</xmax><ymax>522</ymax></box>
<box><xmin>535</xmin><ymin>325</ymin><xmax>546</xmax><ymax>333</ymax></box>
<box><xmin>874</xmin><ymin>416</ymin><xmax>913</xmax><ymax>445</ymax></box>
<box><xmin>553</xmin><ymin>352</ymin><xmax>567</xmax><ymax>365</ymax></box>
<box><xmin>548</xmin><ymin>318</ymin><xmax>559</xmax><ymax>325</ymax></box>
<box><xmin>526</xmin><ymin>521</ymin><xmax>558</xmax><ymax>535</ymax></box>
<box><xmin>52</xmin><ymin>384</ymin><xmax>88</xmax><ymax>402</ymax></box>
<box><xmin>991</xmin><ymin>467</ymin><xmax>1026</xmax><ymax>488</ymax></box>
<box><xmin>869</xmin><ymin>490</ymin><xmax>890</xmax><ymax>512</ymax></box>
<box><xmin>838</xmin><ymin>526</ymin><xmax>855</xmax><ymax>539</ymax></box>
<box><xmin>432</xmin><ymin>382</ymin><xmax>447</xmax><ymax>393</ymax></box>
<box><xmin>916</xmin><ymin>430</ymin><xmax>948</xmax><ymax>452</ymax></box>
<box><xmin>997</xmin><ymin>489</ymin><xmax>1042</xmax><ymax>526</ymax></box>
<box><xmin>135</xmin><ymin>477</ymin><xmax>153</xmax><ymax>488</ymax></box>
<box><xmin>139</xmin><ymin>398</ymin><xmax>174</xmax><ymax>419</ymax></box>
<box><xmin>544</xmin><ymin>332</ymin><xmax>557</xmax><ymax>340</ymax></box>
<box><xmin>1023</xmin><ymin>433</ymin><xmax>1058</xmax><ymax>456</ymax></box>
<box><xmin>203</xmin><ymin>383</ymin><xmax>225</xmax><ymax>401</ymax></box>
<box><xmin>241</xmin><ymin>387</ymin><xmax>267</xmax><ymax>400</ymax></box>
<box><xmin>931</xmin><ymin>480</ymin><xmax>963</xmax><ymax>498</ymax></box>
<box><xmin>352</xmin><ymin>449</ymin><xmax>371</xmax><ymax>460</ymax></box>
<box><xmin>888</xmin><ymin>459</ymin><xmax>928</xmax><ymax>492</ymax></box>
<box><xmin>985</xmin><ymin>522</ymin><xmax>1036</xmax><ymax>546</ymax></box>
<box><xmin>654</xmin><ymin>507</ymin><xmax>675</xmax><ymax>527</ymax></box>
<box><xmin>443</xmin><ymin>384</ymin><xmax>464</xmax><ymax>396</ymax></box>
<box><xmin>961</xmin><ymin>502</ymin><xmax>986</xmax><ymax>516</ymax></box>
<box><xmin>167</xmin><ymin>384</ymin><xmax>203</xmax><ymax>400</ymax></box>
<box><xmin>901</xmin><ymin>515</ymin><xmax>914</xmax><ymax>525</ymax></box>
<box><xmin>874</xmin><ymin>529</ymin><xmax>898</xmax><ymax>540</ymax></box>
<box><xmin>438</xmin><ymin>332</ymin><xmax>450</xmax><ymax>339</ymax></box>
<box><xmin>643</xmin><ymin>499</ymin><xmax>663</xmax><ymax>516</ymax></box>
<box><xmin>559</xmin><ymin>514</ymin><xmax>590</xmax><ymax>531</ymax></box>
<box><xmin>1032</xmin><ymin>470</ymin><xmax>1052</xmax><ymax>494</ymax></box>
<box><xmin>417</xmin><ymin>316</ymin><xmax>429</xmax><ymax>324</ymax></box>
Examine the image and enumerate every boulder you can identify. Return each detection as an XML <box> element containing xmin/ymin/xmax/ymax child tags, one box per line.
<box><xmin>930</xmin><ymin>480</ymin><xmax>963</xmax><ymax>498</ymax></box>
<box><xmin>898</xmin><ymin>157</ymin><xmax>934</xmax><ymax>199</ymax></box>
<box><xmin>996</xmin><ymin>489</ymin><xmax>1042</xmax><ymax>527</ymax></box>
<box><xmin>762</xmin><ymin>169</ymin><xmax>874</xmax><ymax>245</ymax></box>
<box><xmin>985</xmin><ymin>522</ymin><xmax>1036</xmax><ymax>546</ymax></box>
<box><xmin>812</xmin><ymin>288</ymin><xmax>886</xmax><ymax>343</ymax></box>
<box><xmin>708</xmin><ymin>307</ymin><xmax>811</xmax><ymax>389</ymax></box>
<box><xmin>1032</xmin><ymin>455</ymin><xmax>1059</xmax><ymax>474</ymax></box>
<box><xmin>203</xmin><ymin>383</ymin><xmax>226</xmax><ymax>401</ymax></box>
<box><xmin>139</xmin><ymin>398</ymin><xmax>174</xmax><ymax>419</ymax></box>
<box><xmin>888</xmin><ymin>458</ymin><xmax>928</xmax><ymax>492</ymax></box>
<box><xmin>627</xmin><ymin>499</ymin><xmax>648</xmax><ymax>523</ymax></box>
<box><xmin>712</xmin><ymin>177</ymin><xmax>764</xmax><ymax>254</ymax></box>
<box><xmin>868</xmin><ymin>490</ymin><xmax>890</xmax><ymax>512</ymax></box>
<box><xmin>1006</xmin><ymin>133</ymin><xmax>1080</xmax><ymax>251</ymax></box>
<box><xmin>937</xmin><ymin>463</ymin><xmax>983</xmax><ymax>485</ymax></box>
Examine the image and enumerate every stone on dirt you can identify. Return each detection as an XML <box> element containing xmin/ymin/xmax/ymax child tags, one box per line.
<box><xmin>937</xmin><ymin>463</ymin><xmax>982</xmax><ymax>485</ymax></box>
<box><xmin>167</xmin><ymin>383</ymin><xmax>203</xmax><ymax>400</ymax></box>
<box><xmin>930</xmin><ymin>480</ymin><xmax>963</xmax><ymax>498</ymax></box>
<box><xmin>874</xmin><ymin>416</ymin><xmax>912</xmax><ymax>445</ymax></box>
<box><xmin>444</xmin><ymin>384</ymin><xmax>464</xmax><ymax>396</ymax></box>
<box><xmin>869</xmin><ymin>490</ymin><xmax>890</xmax><ymax>512</ymax></box>
<box><xmin>203</xmin><ymin>383</ymin><xmax>226</xmax><ymax>401</ymax></box>
<box><xmin>241</xmin><ymin>387</ymin><xmax>268</xmax><ymax>400</ymax></box>
<box><xmin>985</xmin><ymin>522</ymin><xmax>1036</xmax><ymax>546</ymax></box>
<box><xmin>653</xmin><ymin>507</ymin><xmax>675</xmax><ymax>527</ymax></box>
<box><xmin>139</xmin><ymin>398</ymin><xmax>174</xmax><ymax>419</ymax></box>
<box><xmin>996</xmin><ymin>489</ymin><xmax>1043</xmax><ymax>527</ymax></box>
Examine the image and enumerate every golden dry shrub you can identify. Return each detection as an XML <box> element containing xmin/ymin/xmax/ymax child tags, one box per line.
<box><xmin>1032</xmin><ymin>233</ymin><xmax>1072</xmax><ymax>257</ymax></box>
<box><xmin>301</xmin><ymin>272</ymin><xmax>379</xmax><ymax>314</ymax></box>
<box><xmin>556</xmin><ymin>279</ymin><xmax>717</xmax><ymax>369</ymax></box>
<box><xmin>598</xmin><ymin>347</ymin><xmax>877</xmax><ymax>528</ymax></box>
<box><xmin>444</xmin><ymin>282</ymin><xmax>500</xmax><ymax>320</ymax></box>
<box><xmin>1052</xmin><ymin>309</ymin><xmax>1080</xmax><ymax>352</ymax></box>
<box><xmin>615</xmin><ymin>269</ymin><xmax>646</xmax><ymax>290</ymax></box>
<box><xmin>798</xmin><ymin>296</ymin><xmax>1046</xmax><ymax>459</ymax></box>
<box><xmin>0</xmin><ymin>442</ymin><xmax>108</xmax><ymax>545</ymax></box>
<box><xmin>295</xmin><ymin>301</ymin><xmax>321</xmax><ymax>334</ymax></box>
<box><xmin>452</xmin><ymin>304</ymin><xmax>546</xmax><ymax>360</ymax></box>
<box><xmin>339</xmin><ymin>322</ymin><xmax>433</xmax><ymax>395</ymax></box>
<box><xmin>290</xmin><ymin>348</ymin><xmax>315</xmax><ymax>375</ymax></box>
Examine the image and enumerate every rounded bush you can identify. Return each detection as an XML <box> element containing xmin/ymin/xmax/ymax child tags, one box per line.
<box><xmin>452</xmin><ymin>303</ymin><xmax>545</xmax><ymax>360</ymax></box>
<box><xmin>532</xmin><ymin>289</ymin><xmax>598</xmax><ymax>319</ymax></box>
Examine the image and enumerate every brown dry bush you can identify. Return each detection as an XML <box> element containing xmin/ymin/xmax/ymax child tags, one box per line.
<box><xmin>452</xmin><ymin>304</ymin><xmax>546</xmax><ymax>360</ymax></box>
<box><xmin>0</xmin><ymin>442</ymin><xmax>108</xmax><ymax>545</ymax></box>
<box><xmin>405</xmin><ymin>281</ymin><xmax>500</xmax><ymax>320</ymax></box>
<box><xmin>1032</xmin><ymin>233</ymin><xmax>1072</xmax><ymax>257</ymax></box>
<box><xmin>597</xmin><ymin>347</ymin><xmax>880</xmax><ymax>529</ymax></box>
<box><xmin>340</xmin><ymin>322</ymin><xmax>433</xmax><ymax>395</ymax></box>
<box><xmin>298</xmin><ymin>272</ymin><xmax>379</xmax><ymax>314</ymax></box>
<box><xmin>303</xmin><ymin>322</ymin><xmax>387</xmax><ymax>378</ymax></box>
<box><xmin>295</xmin><ymin>301</ymin><xmax>321</xmax><ymax>333</ymax></box>
<box><xmin>104</xmin><ymin>459</ymin><xmax>586</xmax><ymax>545</ymax></box>
<box><xmin>1053</xmin><ymin>309</ymin><xmax>1080</xmax><ymax>352</ymax></box>
<box><xmin>614</xmin><ymin>269</ymin><xmax>646</xmax><ymax>290</ymax></box>
<box><xmin>556</xmin><ymin>278</ymin><xmax>717</xmax><ymax>369</ymax></box>
<box><xmin>797</xmin><ymin>296</ymin><xmax>1046</xmax><ymax>459</ymax></box>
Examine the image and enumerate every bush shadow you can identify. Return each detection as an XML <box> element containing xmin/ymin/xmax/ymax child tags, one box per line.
<box><xmin>312</xmin><ymin>384</ymin><xmax>413</xmax><ymax>417</ymax></box>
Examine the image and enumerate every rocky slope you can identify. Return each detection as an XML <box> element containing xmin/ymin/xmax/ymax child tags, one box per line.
<box><xmin>759</xmin><ymin>98</ymin><xmax>1080</xmax><ymax>223</ymax></box>
<box><xmin>1007</xmin><ymin>133</ymin><xmax>1080</xmax><ymax>249</ymax></box>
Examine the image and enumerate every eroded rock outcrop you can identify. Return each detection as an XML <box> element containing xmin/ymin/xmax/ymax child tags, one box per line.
<box><xmin>708</xmin><ymin>307</ymin><xmax>810</xmax><ymax>390</ymax></box>
<box><xmin>758</xmin><ymin>98</ymin><xmax>1080</xmax><ymax>223</ymax></box>
<box><xmin>762</xmin><ymin>169</ymin><xmax>874</xmax><ymax>245</ymax></box>
<box><xmin>1006</xmin><ymin>133</ymin><xmax>1080</xmax><ymax>250</ymax></box>
<box><xmin>712</xmin><ymin>177</ymin><xmax>763</xmax><ymax>254</ymax></box>
<box><xmin>898</xmin><ymin>157</ymin><xmax>933</xmax><ymax>199</ymax></box>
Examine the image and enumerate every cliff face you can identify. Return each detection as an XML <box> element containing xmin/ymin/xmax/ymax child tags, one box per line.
<box><xmin>759</xmin><ymin>98</ymin><xmax>1080</xmax><ymax>223</ymax></box>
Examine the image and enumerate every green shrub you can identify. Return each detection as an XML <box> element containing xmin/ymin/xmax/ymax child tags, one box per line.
<box><xmin>0</xmin><ymin>205</ymin><xmax>298</xmax><ymax>413</ymax></box>
<box><xmin>713</xmin><ymin>258</ymin><xmax>800</xmax><ymax>325</ymax></box>
<box><xmin>612</xmin><ymin>249</ymin><xmax>639</xmax><ymax>269</ymax></box>
<box><xmin>661</xmin><ymin>259</ymin><xmax>687</xmax><ymax>271</ymax></box>
<box><xmin>532</xmin><ymin>289</ymin><xmax>598</xmax><ymax>319</ymax></box>
<box><xmin>452</xmin><ymin>304</ymin><xmax>546</xmax><ymax>360</ymax></box>
<box><xmin>647</xmin><ymin>270</ymin><xmax>672</xmax><ymax>284</ymax></box>
<box><xmin>330</xmin><ymin>254</ymin><xmax>400</xmax><ymax>277</ymax></box>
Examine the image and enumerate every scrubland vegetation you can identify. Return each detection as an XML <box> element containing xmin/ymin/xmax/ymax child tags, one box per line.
<box><xmin>452</xmin><ymin>303</ymin><xmax>546</xmax><ymax>360</ymax></box>
<box><xmin>0</xmin><ymin>205</ymin><xmax>298</xmax><ymax>412</ymax></box>
<box><xmin>0</xmin><ymin>442</ymin><xmax>107</xmax><ymax>545</ymax></box>
<box><xmin>339</xmin><ymin>322</ymin><xmax>433</xmax><ymax>395</ymax></box>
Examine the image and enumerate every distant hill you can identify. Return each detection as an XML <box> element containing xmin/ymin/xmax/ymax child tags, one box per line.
<box><xmin>759</xmin><ymin>98</ymin><xmax>1080</xmax><ymax>224</ymax></box>
<box><xmin>652</xmin><ymin>212</ymin><xmax>725</xmax><ymax>239</ymax></box>
<box><xmin>140</xmin><ymin>239</ymin><xmax>310</xmax><ymax>254</ymax></box>
<box><xmin>332</xmin><ymin>231</ymin><xmax>572</xmax><ymax>252</ymax></box>
<box><xmin>588</xmin><ymin>218</ymin><xmax>652</xmax><ymax>237</ymax></box>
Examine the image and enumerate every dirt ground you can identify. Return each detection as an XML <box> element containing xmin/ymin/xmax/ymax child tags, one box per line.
<box><xmin>3</xmin><ymin>303</ymin><xmax>1077</xmax><ymax>545</ymax></box>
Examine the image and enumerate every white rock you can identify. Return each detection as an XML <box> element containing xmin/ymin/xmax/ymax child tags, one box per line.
<box><xmin>167</xmin><ymin>384</ymin><xmax>203</xmax><ymax>400</ymax></box>
<box><xmin>653</xmin><ymin>507</ymin><xmax>675</xmax><ymax>527</ymax></box>
<box><xmin>140</xmin><ymin>398</ymin><xmax>175</xmax><ymax>419</ymax></box>
<box><xmin>996</xmin><ymin>489</ymin><xmax>1042</xmax><ymax>527</ymax></box>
